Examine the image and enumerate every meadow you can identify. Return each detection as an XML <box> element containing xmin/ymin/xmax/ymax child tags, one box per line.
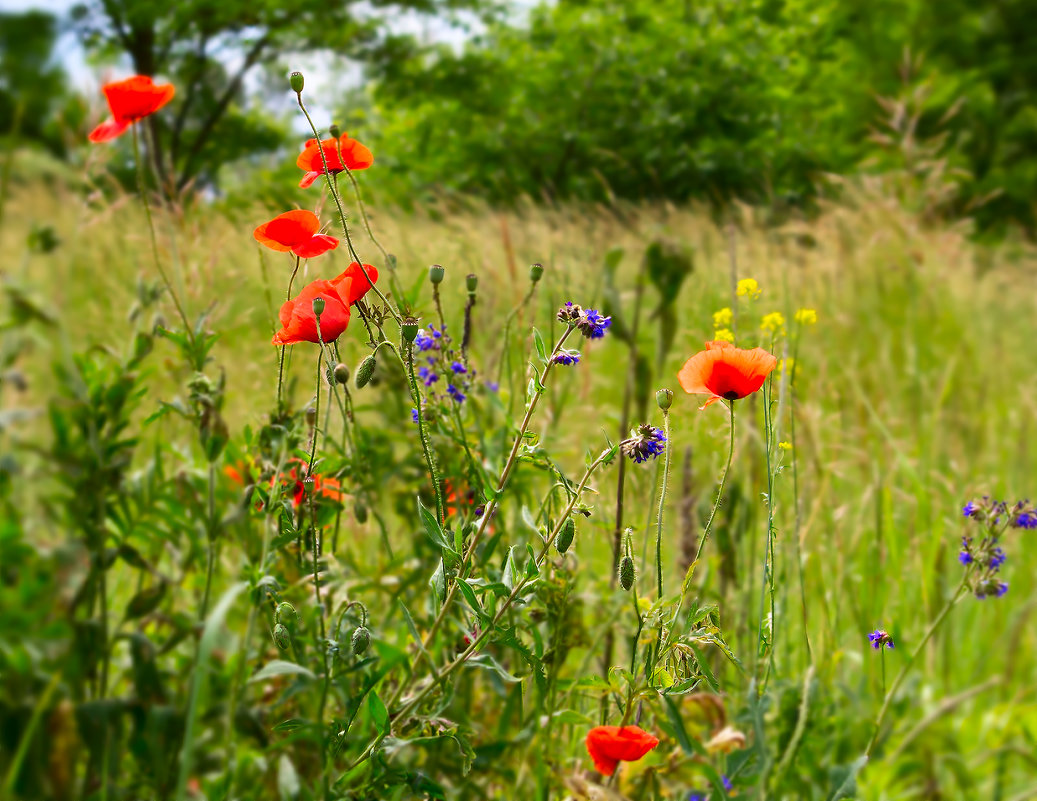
<box><xmin>2</xmin><ymin>78</ymin><xmax>1037</xmax><ymax>801</ymax></box>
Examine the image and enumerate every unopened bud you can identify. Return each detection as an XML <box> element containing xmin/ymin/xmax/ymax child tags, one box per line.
<box><xmin>351</xmin><ymin>625</ymin><xmax>371</xmax><ymax>655</ymax></box>
<box><xmin>355</xmin><ymin>502</ymin><xmax>368</xmax><ymax>524</ymax></box>
<box><xmin>276</xmin><ymin>602</ymin><xmax>297</xmax><ymax>624</ymax></box>
<box><xmin>619</xmin><ymin>555</ymin><xmax>635</xmax><ymax>591</ymax></box>
<box><xmin>289</xmin><ymin>71</ymin><xmax>305</xmax><ymax>94</ymax></box>
<box><xmin>530</xmin><ymin>263</ymin><xmax>544</xmax><ymax>283</ymax></box>
<box><xmin>466</xmin><ymin>273</ymin><xmax>478</xmax><ymax>293</ymax></box>
<box><xmin>656</xmin><ymin>388</ymin><xmax>673</xmax><ymax>411</ymax></box>
<box><xmin>311</xmin><ymin>297</ymin><xmax>325</xmax><ymax>317</ymax></box>
<box><xmin>556</xmin><ymin>517</ymin><xmax>575</xmax><ymax>554</ymax></box>
<box><xmin>305</xmin><ymin>405</ymin><xmax>317</xmax><ymax>426</ymax></box>
<box><xmin>429</xmin><ymin>264</ymin><xmax>445</xmax><ymax>284</ymax></box>
<box><xmin>329</xmin><ymin>123</ymin><xmax>341</xmax><ymax>139</ymax></box>
<box><xmin>333</xmin><ymin>363</ymin><xmax>350</xmax><ymax>384</ymax></box>
<box><xmin>355</xmin><ymin>355</ymin><xmax>376</xmax><ymax>388</ymax></box>
<box><xmin>273</xmin><ymin>623</ymin><xmax>291</xmax><ymax>650</ymax></box>
<box><xmin>402</xmin><ymin>317</ymin><xmax>419</xmax><ymax>343</ymax></box>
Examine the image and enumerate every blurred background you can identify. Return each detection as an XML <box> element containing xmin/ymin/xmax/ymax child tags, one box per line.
<box><xmin>3</xmin><ymin>0</ymin><xmax>1037</xmax><ymax>238</ymax></box>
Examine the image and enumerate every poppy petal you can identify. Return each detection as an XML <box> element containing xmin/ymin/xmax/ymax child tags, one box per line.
<box><xmin>298</xmin><ymin>171</ymin><xmax>321</xmax><ymax>189</ymax></box>
<box><xmin>333</xmin><ymin>262</ymin><xmax>379</xmax><ymax>305</ymax></box>
<box><xmin>291</xmin><ymin>234</ymin><xmax>339</xmax><ymax>259</ymax></box>
<box><xmin>88</xmin><ymin>118</ymin><xmax>131</xmax><ymax>142</ymax></box>
<box><xmin>254</xmin><ymin>210</ymin><xmax>321</xmax><ymax>251</ymax></box>
<box><xmin>340</xmin><ymin>137</ymin><xmax>374</xmax><ymax>169</ymax></box>
<box><xmin>102</xmin><ymin>75</ymin><xmax>175</xmax><ymax>122</ymax></box>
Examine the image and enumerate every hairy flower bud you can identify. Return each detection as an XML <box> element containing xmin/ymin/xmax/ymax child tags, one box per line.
<box><xmin>329</xmin><ymin>123</ymin><xmax>341</xmax><ymax>139</ymax></box>
<box><xmin>355</xmin><ymin>355</ymin><xmax>376</xmax><ymax>388</ymax></box>
<box><xmin>333</xmin><ymin>363</ymin><xmax>350</xmax><ymax>384</ymax></box>
<box><xmin>556</xmin><ymin>517</ymin><xmax>575</xmax><ymax>554</ymax></box>
<box><xmin>402</xmin><ymin>317</ymin><xmax>419</xmax><ymax>343</ymax></box>
<box><xmin>429</xmin><ymin>264</ymin><xmax>445</xmax><ymax>284</ymax></box>
<box><xmin>289</xmin><ymin>71</ymin><xmax>305</xmax><ymax>94</ymax></box>
<box><xmin>273</xmin><ymin>623</ymin><xmax>291</xmax><ymax>650</ymax></box>
<box><xmin>351</xmin><ymin>625</ymin><xmax>371</xmax><ymax>655</ymax></box>
<box><xmin>530</xmin><ymin>263</ymin><xmax>544</xmax><ymax>283</ymax></box>
<box><xmin>355</xmin><ymin>502</ymin><xmax>368</xmax><ymax>524</ymax></box>
<box><xmin>656</xmin><ymin>388</ymin><xmax>673</xmax><ymax>411</ymax></box>
<box><xmin>275</xmin><ymin>602</ymin><xmax>297</xmax><ymax>624</ymax></box>
<box><xmin>619</xmin><ymin>555</ymin><xmax>635</xmax><ymax>591</ymax></box>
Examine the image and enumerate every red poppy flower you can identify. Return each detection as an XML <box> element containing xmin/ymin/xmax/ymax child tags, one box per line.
<box><xmin>297</xmin><ymin>134</ymin><xmax>374</xmax><ymax>188</ymax></box>
<box><xmin>272</xmin><ymin>279</ymin><xmax>353</xmax><ymax>346</ymax></box>
<box><xmin>332</xmin><ymin>261</ymin><xmax>379</xmax><ymax>305</ymax></box>
<box><xmin>88</xmin><ymin>75</ymin><xmax>176</xmax><ymax>143</ymax></box>
<box><xmin>225</xmin><ymin>459</ymin><xmax>342</xmax><ymax>508</ymax></box>
<box><xmin>585</xmin><ymin>725</ymin><xmax>660</xmax><ymax>777</ymax></box>
<box><xmin>677</xmin><ymin>340</ymin><xmax>778</xmax><ymax>409</ymax></box>
<box><xmin>253</xmin><ymin>210</ymin><xmax>339</xmax><ymax>259</ymax></box>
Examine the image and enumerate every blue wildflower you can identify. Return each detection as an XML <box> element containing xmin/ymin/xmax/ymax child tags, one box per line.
<box><xmin>485</xmin><ymin>381</ymin><xmax>499</xmax><ymax>393</ymax></box>
<box><xmin>722</xmin><ymin>775</ymin><xmax>733</xmax><ymax>793</ymax></box>
<box><xmin>1013</xmin><ymin>510</ymin><xmax>1037</xmax><ymax>529</ymax></box>
<box><xmin>996</xmin><ymin>581</ymin><xmax>1009</xmax><ymax>597</ymax></box>
<box><xmin>621</xmin><ymin>423</ymin><xmax>666</xmax><ymax>464</ymax></box>
<box><xmin>418</xmin><ymin>366</ymin><xmax>438</xmax><ymax>386</ymax></box>
<box><xmin>868</xmin><ymin>629</ymin><xmax>894</xmax><ymax>650</ymax></box>
<box><xmin>447</xmin><ymin>384</ymin><xmax>466</xmax><ymax>403</ymax></box>
<box><xmin>577</xmin><ymin>308</ymin><xmax>612</xmax><ymax>339</ymax></box>
<box><xmin>687</xmin><ymin>794</ymin><xmax>707</xmax><ymax>801</ymax></box>
<box><xmin>415</xmin><ymin>329</ymin><xmax>437</xmax><ymax>352</ymax></box>
<box><xmin>551</xmin><ymin>349</ymin><xmax>581</xmax><ymax>366</ymax></box>
<box><xmin>450</xmin><ymin>361</ymin><xmax>467</xmax><ymax>374</ymax></box>
<box><xmin>962</xmin><ymin>501</ymin><xmax>978</xmax><ymax>518</ymax></box>
<box><xmin>989</xmin><ymin>546</ymin><xmax>1006</xmax><ymax>570</ymax></box>
<box><xmin>411</xmin><ymin>408</ymin><xmax>419</xmax><ymax>424</ymax></box>
<box><xmin>958</xmin><ymin>550</ymin><xmax>973</xmax><ymax>566</ymax></box>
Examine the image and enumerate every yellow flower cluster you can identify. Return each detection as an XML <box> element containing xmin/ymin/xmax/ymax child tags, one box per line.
<box><xmin>778</xmin><ymin>441</ymin><xmax>793</xmax><ymax>451</ymax></box>
<box><xmin>736</xmin><ymin>278</ymin><xmax>761</xmax><ymax>299</ymax></box>
<box><xmin>760</xmin><ymin>311</ymin><xmax>786</xmax><ymax>335</ymax></box>
<box><xmin>713</xmin><ymin>307</ymin><xmax>733</xmax><ymax>328</ymax></box>
<box><xmin>795</xmin><ymin>308</ymin><xmax>818</xmax><ymax>326</ymax></box>
<box><xmin>713</xmin><ymin>328</ymin><xmax>735</xmax><ymax>342</ymax></box>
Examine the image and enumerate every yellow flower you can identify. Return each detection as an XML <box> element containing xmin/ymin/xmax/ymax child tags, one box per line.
<box><xmin>795</xmin><ymin>308</ymin><xmax>818</xmax><ymax>326</ymax></box>
<box><xmin>779</xmin><ymin>357</ymin><xmax>798</xmax><ymax>379</ymax></box>
<box><xmin>736</xmin><ymin>278</ymin><xmax>761</xmax><ymax>299</ymax></box>
<box><xmin>778</xmin><ymin>441</ymin><xmax>792</xmax><ymax>451</ymax></box>
<box><xmin>713</xmin><ymin>307</ymin><xmax>733</xmax><ymax>328</ymax></box>
<box><xmin>713</xmin><ymin>328</ymin><xmax>735</xmax><ymax>342</ymax></box>
<box><xmin>760</xmin><ymin>311</ymin><xmax>786</xmax><ymax>335</ymax></box>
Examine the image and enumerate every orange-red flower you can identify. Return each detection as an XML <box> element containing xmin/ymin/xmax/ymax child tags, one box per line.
<box><xmin>297</xmin><ymin>134</ymin><xmax>374</xmax><ymax>188</ymax></box>
<box><xmin>253</xmin><ymin>210</ymin><xmax>339</xmax><ymax>259</ymax></box>
<box><xmin>88</xmin><ymin>75</ymin><xmax>176</xmax><ymax>143</ymax></box>
<box><xmin>677</xmin><ymin>340</ymin><xmax>778</xmax><ymax>409</ymax></box>
<box><xmin>271</xmin><ymin>263</ymin><xmax>379</xmax><ymax>346</ymax></box>
<box><xmin>585</xmin><ymin>726</ymin><xmax>660</xmax><ymax>777</ymax></box>
<box><xmin>226</xmin><ymin>458</ymin><xmax>342</xmax><ymax>508</ymax></box>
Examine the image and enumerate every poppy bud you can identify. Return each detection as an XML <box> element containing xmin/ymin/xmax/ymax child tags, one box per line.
<box><xmin>466</xmin><ymin>273</ymin><xmax>478</xmax><ymax>293</ymax></box>
<box><xmin>556</xmin><ymin>517</ymin><xmax>575</xmax><ymax>554</ymax></box>
<box><xmin>311</xmin><ymin>297</ymin><xmax>325</xmax><ymax>317</ymax></box>
<box><xmin>333</xmin><ymin>363</ymin><xmax>350</xmax><ymax>384</ymax></box>
<box><xmin>530</xmin><ymin>263</ymin><xmax>544</xmax><ymax>283</ymax></box>
<box><xmin>619</xmin><ymin>555</ymin><xmax>635</xmax><ymax>591</ymax></box>
<box><xmin>355</xmin><ymin>355</ymin><xmax>376</xmax><ymax>388</ymax></box>
<box><xmin>355</xmin><ymin>502</ymin><xmax>368</xmax><ymax>523</ymax></box>
<box><xmin>429</xmin><ymin>264</ymin><xmax>445</xmax><ymax>284</ymax></box>
<box><xmin>289</xmin><ymin>71</ymin><xmax>304</xmax><ymax>94</ymax></box>
<box><xmin>656</xmin><ymin>388</ymin><xmax>673</xmax><ymax>411</ymax></box>
<box><xmin>276</xmin><ymin>602</ymin><xmax>297</xmax><ymax>624</ymax></box>
<box><xmin>351</xmin><ymin>625</ymin><xmax>371</xmax><ymax>655</ymax></box>
<box><xmin>305</xmin><ymin>405</ymin><xmax>317</xmax><ymax>426</ymax></box>
<box><xmin>273</xmin><ymin>623</ymin><xmax>291</xmax><ymax>650</ymax></box>
<box><xmin>402</xmin><ymin>317</ymin><xmax>419</xmax><ymax>343</ymax></box>
<box><xmin>329</xmin><ymin>123</ymin><xmax>341</xmax><ymax>139</ymax></box>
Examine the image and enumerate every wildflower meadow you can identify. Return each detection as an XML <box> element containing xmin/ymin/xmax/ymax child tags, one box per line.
<box><xmin>3</xmin><ymin>20</ymin><xmax>1037</xmax><ymax>801</ymax></box>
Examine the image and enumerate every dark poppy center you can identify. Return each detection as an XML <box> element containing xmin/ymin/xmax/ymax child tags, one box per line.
<box><xmin>723</xmin><ymin>390</ymin><xmax>741</xmax><ymax>400</ymax></box>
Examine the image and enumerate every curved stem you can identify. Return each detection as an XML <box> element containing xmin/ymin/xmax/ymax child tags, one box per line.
<box><xmin>693</xmin><ymin>402</ymin><xmax>735</xmax><ymax>562</ymax></box>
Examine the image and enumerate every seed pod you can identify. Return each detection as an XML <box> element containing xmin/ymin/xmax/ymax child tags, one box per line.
<box><xmin>466</xmin><ymin>273</ymin><xmax>478</xmax><ymax>293</ymax></box>
<box><xmin>355</xmin><ymin>502</ymin><xmax>368</xmax><ymax>524</ymax></box>
<box><xmin>305</xmin><ymin>405</ymin><xmax>317</xmax><ymax>426</ymax></box>
<box><xmin>276</xmin><ymin>602</ymin><xmax>297</xmax><ymax>624</ymax></box>
<box><xmin>289</xmin><ymin>71</ymin><xmax>305</xmax><ymax>93</ymax></box>
<box><xmin>402</xmin><ymin>317</ymin><xmax>419</xmax><ymax>343</ymax></box>
<box><xmin>355</xmin><ymin>355</ymin><xmax>376</xmax><ymax>388</ymax></box>
<box><xmin>529</xmin><ymin>263</ymin><xmax>544</xmax><ymax>283</ymax></box>
<box><xmin>556</xmin><ymin>517</ymin><xmax>575</xmax><ymax>554</ymax></box>
<box><xmin>311</xmin><ymin>297</ymin><xmax>325</xmax><ymax>317</ymax></box>
<box><xmin>619</xmin><ymin>555</ymin><xmax>635</xmax><ymax>591</ymax></box>
<box><xmin>351</xmin><ymin>626</ymin><xmax>371</xmax><ymax>655</ymax></box>
<box><xmin>656</xmin><ymin>388</ymin><xmax>673</xmax><ymax>411</ymax></box>
<box><xmin>273</xmin><ymin>623</ymin><xmax>291</xmax><ymax>650</ymax></box>
<box><xmin>329</xmin><ymin>123</ymin><xmax>341</xmax><ymax>139</ymax></box>
<box><xmin>333</xmin><ymin>363</ymin><xmax>350</xmax><ymax>384</ymax></box>
<box><xmin>429</xmin><ymin>264</ymin><xmax>445</xmax><ymax>284</ymax></box>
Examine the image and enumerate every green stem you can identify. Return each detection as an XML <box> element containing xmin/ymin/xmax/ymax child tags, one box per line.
<box><xmin>693</xmin><ymin>402</ymin><xmax>735</xmax><ymax>562</ymax></box>
<box><xmin>865</xmin><ymin>572</ymin><xmax>971</xmax><ymax>757</ymax></box>
<box><xmin>406</xmin><ymin>339</ymin><xmax>445</xmax><ymax>525</ymax></box>
<box><xmin>758</xmin><ymin>377</ymin><xmax>778</xmax><ymax>690</ymax></box>
<box><xmin>277</xmin><ymin>255</ymin><xmax>302</xmax><ymax>413</ymax></box>
<box><xmin>656</xmin><ymin>408</ymin><xmax>671</xmax><ymax>599</ymax></box>
<box><xmin>199</xmin><ymin>461</ymin><xmax>217</xmax><ymax>622</ymax></box>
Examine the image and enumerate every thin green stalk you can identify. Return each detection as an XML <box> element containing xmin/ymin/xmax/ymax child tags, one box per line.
<box><xmin>758</xmin><ymin>377</ymin><xmax>778</xmax><ymax>690</ymax></box>
<box><xmin>865</xmin><ymin>572</ymin><xmax>971</xmax><ymax>757</ymax></box>
<box><xmin>693</xmin><ymin>402</ymin><xmax>735</xmax><ymax>563</ymax></box>
<box><xmin>277</xmin><ymin>255</ymin><xmax>302</xmax><ymax>413</ymax></box>
<box><xmin>406</xmin><ymin>339</ymin><xmax>445</xmax><ymax>524</ymax></box>
<box><xmin>200</xmin><ymin>461</ymin><xmax>217</xmax><ymax>622</ymax></box>
<box><xmin>131</xmin><ymin>124</ymin><xmax>193</xmax><ymax>344</ymax></box>
<box><xmin>656</xmin><ymin>408</ymin><xmax>672</xmax><ymax>599</ymax></box>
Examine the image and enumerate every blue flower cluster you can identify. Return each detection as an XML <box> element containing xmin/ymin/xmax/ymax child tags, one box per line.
<box><xmin>868</xmin><ymin>629</ymin><xmax>894</xmax><ymax>650</ymax></box>
<box><xmin>621</xmin><ymin>423</ymin><xmax>667</xmax><ymax>464</ymax></box>
<box><xmin>958</xmin><ymin>495</ymin><xmax>1029</xmax><ymax>600</ymax></box>
<box><xmin>551</xmin><ymin>348</ymin><xmax>581</xmax><ymax>366</ymax></box>
<box><xmin>556</xmin><ymin>301</ymin><xmax>612</xmax><ymax>340</ymax></box>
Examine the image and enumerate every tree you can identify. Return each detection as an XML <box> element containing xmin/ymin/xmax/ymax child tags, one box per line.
<box><xmin>0</xmin><ymin>11</ymin><xmax>69</xmax><ymax>153</ymax></box>
<box><xmin>71</xmin><ymin>0</ymin><xmax>495</xmax><ymax>194</ymax></box>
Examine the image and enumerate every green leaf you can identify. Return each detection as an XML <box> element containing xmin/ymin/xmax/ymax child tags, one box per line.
<box><xmin>418</xmin><ymin>496</ymin><xmax>449</xmax><ymax>549</ymax></box>
<box><xmin>502</xmin><ymin>545</ymin><xmax>520</xmax><ymax>591</ymax></box>
<box><xmin>532</xmin><ymin>327</ymin><xmax>548</xmax><ymax>363</ymax></box>
<box><xmin>828</xmin><ymin>756</ymin><xmax>868</xmax><ymax>801</ymax></box>
<box><xmin>250</xmin><ymin>660</ymin><xmax>316</xmax><ymax>683</ymax></box>
<box><xmin>125</xmin><ymin>582</ymin><xmax>167</xmax><ymax>620</ymax></box>
<box><xmin>466</xmin><ymin>653</ymin><xmax>521</xmax><ymax>683</ymax></box>
<box><xmin>368</xmin><ymin>691</ymin><xmax>389</xmax><ymax>734</ymax></box>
